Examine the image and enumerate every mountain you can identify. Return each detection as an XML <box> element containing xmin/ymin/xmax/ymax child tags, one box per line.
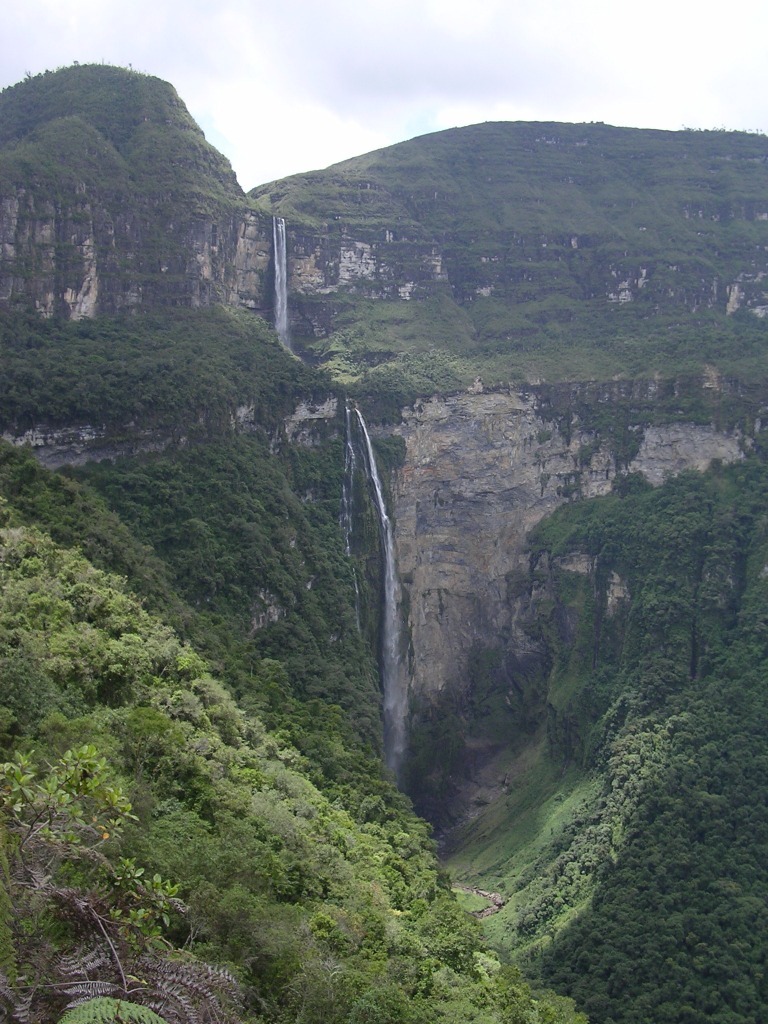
<box><xmin>0</xmin><ymin>64</ymin><xmax>267</xmax><ymax>317</ymax></box>
<box><xmin>2</xmin><ymin>63</ymin><xmax>768</xmax><ymax>1024</ymax></box>
<box><xmin>252</xmin><ymin>119</ymin><xmax>768</xmax><ymax>397</ymax></box>
<box><xmin>0</xmin><ymin>65</ymin><xmax>587</xmax><ymax>1024</ymax></box>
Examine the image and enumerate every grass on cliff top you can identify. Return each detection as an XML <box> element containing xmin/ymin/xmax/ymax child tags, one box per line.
<box><xmin>254</xmin><ymin>120</ymin><xmax>768</xmax><ymax>240</ymax></box>
<box><xmin>303</xmin><ymin>292</ymin><xmax>768</xmax><ymax>402</ymax></box>
<box><xmin>0</xmin><ymin>64</ymin><xmax>196</xmax><ymax>149</ymax></box>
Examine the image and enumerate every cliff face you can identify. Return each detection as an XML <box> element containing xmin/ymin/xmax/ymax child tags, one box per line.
<box><xmin>276</xmin><ymin>220</ymin><xmax>768</xmax><ymax>344</ymax></box>
<box><xmin>1</xmin><ymin>396</ymin><xmax>339</xmax><ymax>469</ymax></box>
<box><xmin>286</xmin><ymin>230</ymin><xmax>447</xmax><ymax>299</ymax></box>
<box><xmin>388</xmin><ymin>384</ymin><xmax>746</xmax><ymax>708</ymax></box>
<box><xmin>0</xmin><ymin>189</ymin><xmax>272</xmax><ymax>317</ymax></box>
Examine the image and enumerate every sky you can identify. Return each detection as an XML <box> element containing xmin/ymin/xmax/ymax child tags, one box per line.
<box><xmin>2</xmin><ymin>0</ymin><xmax>768</xmax><ymax>192</ymax></box>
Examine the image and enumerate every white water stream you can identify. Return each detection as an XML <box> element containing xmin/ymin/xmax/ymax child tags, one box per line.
<box><xmin>272</xmin><ymin>216</ymin><xmax>291</xmax><ymax>351</ymax></box>
<box><xmin>354</xmin><ymin>408</ymin><xmax>407</xmax><ymax>775</ymax></box>
<box><xmin>342</xmin><ymin>404</ymin><xmax>361</xmax><ymax>629</ymax></box>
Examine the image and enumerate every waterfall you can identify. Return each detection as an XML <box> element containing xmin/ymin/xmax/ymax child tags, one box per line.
<box><xmin>342</xmin><ymin>403</ymin><xmax>358</xmax><ymax>556</ymax></box>
<box><xmin>354</xmin><ymin>408</ymin><xmax>407</xmax><ymax>776</ymax></box>
<box><xmin>341</xmin><ymin>403</ymin><xmax>361</xmax><ymax>629</ymax></box>
<box><xmin>272</xmin><ymin>216</ymin><xmax>291</xmax><ymax>351</ymax></box>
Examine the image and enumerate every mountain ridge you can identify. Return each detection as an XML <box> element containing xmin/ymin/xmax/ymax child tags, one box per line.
<box><xmin>247</xmin><ymin>116</ymin><xmax>768</xmax><ymax>397</ymax></box>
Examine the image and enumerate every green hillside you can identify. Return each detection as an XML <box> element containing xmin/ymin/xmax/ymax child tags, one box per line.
<box><xmin>0</xmin><ymin>63</ymin><xmax>241</xmax><ymax>201</ymax></box>
<box><xmin>0</xmin><ymin>499</ymin><xmax>569</xmax><ymax>1024</ymax></box>
<box><xmin>0</xmin><ymin>335</ymin><xmax>584</xmax><ymax>1024</ymax></box>
<box><xmin>255</xmin><ymin>121</ymin><xmax>768</xmax><ymax>398</ymax></box>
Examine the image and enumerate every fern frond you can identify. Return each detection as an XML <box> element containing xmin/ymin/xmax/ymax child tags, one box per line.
<box><xmin>9</xmin><ymin>984</ymin><xmax>34</xmax><ymax>1024</ymax></box>
<box><xmin>58</xmin><ymin>996</ymin><xmax>170</xmax><ymax>1024</ymax></box>
<box><xmin>131</xmin><ymin>955</ymin><xmax>240</xmax><ymax>1024</ymax></box>
<box><xmin>0</xmin><ymin>968</ymin><xmax>17</xmax><ymax>1018</ymax></box>
<box><xmin>60</xmin><ymin>980</ymin><xmax>122</xmax><ymax>1003</ymax></box>
<box><xmin>51</xmin><ymin>887</ymin><xmax>111</xmax><ymax>924</ymax></box>
<box><xmin>58</xmin><ymin>947</ymin><xmax>112</xmax><ymax>979</ymax></box>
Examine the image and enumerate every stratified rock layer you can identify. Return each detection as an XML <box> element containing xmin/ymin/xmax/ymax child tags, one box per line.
<box><xmin>390</xmin><ymin>388</ymin><xmax>744</xmax><ymax>702</ymax></box>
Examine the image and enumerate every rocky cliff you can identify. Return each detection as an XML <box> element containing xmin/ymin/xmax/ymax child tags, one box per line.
<box><xmin>385</xmin><ymin>379</ymin><xmax>750</xmax><ymax>811</ymax></box>
<box><xmin>0</xmin><ymin>194</ymin><xmax>273</xmax><ymax>317</ymax></box>
<box><xmin>1</xmin><ymin>395</ymin><xmax>339</xmax><ymax>469</ymax></box>
<box><xmin>257</xmin><ymin>122</ymin><xmax>768</xmax><ymax>370</ymax></box>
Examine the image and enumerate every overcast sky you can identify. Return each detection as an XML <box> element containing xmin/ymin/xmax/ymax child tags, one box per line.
<box><xmin>2</xmin><ymin>0</ymin><xmax>768</xmax><ymax>192</ymax></box>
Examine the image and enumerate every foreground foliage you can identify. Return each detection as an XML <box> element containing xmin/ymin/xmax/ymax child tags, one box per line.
<box><xmin>0</xmin><ymin>482</ymin><xmax>585</xmax><ymax>1023</ymax></box>
<box><xmin>0</xmin><ymin>740</ymin><xmax>238</xmax><ymax>1024</ymax></box>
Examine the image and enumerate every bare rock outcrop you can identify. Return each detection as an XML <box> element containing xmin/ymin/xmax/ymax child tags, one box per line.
<box><xmin>389</xmin><ymin>388</ymin><xmax>745</xmax><ymax>704</ymax></box>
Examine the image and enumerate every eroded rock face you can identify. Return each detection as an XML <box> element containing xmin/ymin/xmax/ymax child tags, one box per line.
<box><xmin>388</xmin><ymin>389</ymin><xmax>744</xmax><ymax>703</ymax></box>
<box><xmin>283</xmin><ymin>397</ymin><xmax>339</xmax><ymax>446</ymax></box>
<box><xmin>1</xmin><ymin>422</ymin><xmax>181</xmax><ymax>468</ymax></box>
<box><xmin>633</xmin><ymin>424</ymin><xmax>743</xmax><ymax>485</ymax></box>
<box><xmin>230</xmin><ymin>211</ymin><xmax>272</xmax><ymax>310</ymax></box>
<box><xmin>0</xmin><ymin>188</ymin><xmax>271</xmax><ymax>317</ymax></box>
<box><xmin>285</xmin><ymin>229</ymin><xmax>450</xmax><ymax>337</ymax></box>
<box><xmin>2</xmin><ymin>394</ymin><xmax>341</xmax><ymax>468</ymax></box>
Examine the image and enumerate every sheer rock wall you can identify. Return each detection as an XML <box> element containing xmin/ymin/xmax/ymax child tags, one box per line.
<box><xmin>0</xmin><ymin>190</ymin><xmax>271</xmax><ymax>317</ymax></box>
<box><xmin>388</xmin><ymin>387</ymin><xmax>745</xmax><ymax>703</ymax></box>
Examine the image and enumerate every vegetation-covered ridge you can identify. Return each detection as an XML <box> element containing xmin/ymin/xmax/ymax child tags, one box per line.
<box><xmin>0</xmin><ymin>471</ymin><xmax>585</xmax><ymax>1024</ymax></box>
<box><xmin>0</xmin><ymin>63</ymin><xmax>241</xmax><ymax>201</ymax></box>
<box><xmin>0</xmin><ymin>64</ymin><xmax>270</xmax><ymax>319</ymax></box>
<box><xmin>0</xmin><ymin>306</ymin><xmax>323</xmax><ymax>435</ymax></box>
<box><xmin>253</xmin><ymin>120</ymin><xmax>768</xmax><ymax>396</ymax></box>
<box><xmin>256</xmin><ymin>119</ymin><xmax>768</xmax><ymax>234</ymax></box>
<box><xmin>3</xmin><ymin>63</ymin><xmax>768</xmax><ymax>395</ymax></box>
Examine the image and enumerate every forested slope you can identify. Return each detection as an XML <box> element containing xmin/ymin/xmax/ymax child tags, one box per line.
<box><xmin>446</xmin><ymin>452</ymin><xmax>768</xmax><ymax>1023</ymax></box>
<box><xmin>533</xmin><ymin>456</ymin><xmax>768</xmax><ymax>1022</ymax></box>
<box><xmin>0</xmin><ymin>308</ymin><xmax>584</xmax><ymax>1023</ymax></box>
